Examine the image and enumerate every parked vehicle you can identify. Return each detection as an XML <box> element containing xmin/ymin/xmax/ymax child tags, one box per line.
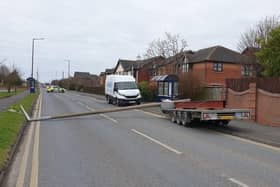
<box><xmin>105</xmin><ymin>75</ymin><xmax>141</xmax><ymax>106</ymax></box>
<box><xmin>161</xmin><ymin>100</ymin><xmax>250</xmax><ymax>126</ymax></box>
<box><xmin>46</xmin><ymin>85</ymin><xmax>54</xmax><ymax>93</ymax></box>
<box><xmin>47</xmin><ymin>85</ymin><xmax>65</xmax><ymax>93</ymax></box>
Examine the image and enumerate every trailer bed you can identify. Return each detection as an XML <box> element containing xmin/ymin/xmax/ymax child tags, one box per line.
<box><xmin>161</xmin><ymin>100</ymin><xmax>251</xmax><ymax>126</ymax></box>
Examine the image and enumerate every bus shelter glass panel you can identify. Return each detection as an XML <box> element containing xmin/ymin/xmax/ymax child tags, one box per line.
<box><xmin>164</xmin><ymin>82</ymin><xmax>169</xmax><ymax>96</ymax></box>
<box><xmin>158</xmin><ymin>82</ymin><xmax>164</xmax><ymax>95</ymax></box>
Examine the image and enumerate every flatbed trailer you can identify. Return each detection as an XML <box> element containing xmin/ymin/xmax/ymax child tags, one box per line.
<box><xmin>161</xmin><ymin>100</ymin><xmax>251</xmax><ymax>126</ymax></box>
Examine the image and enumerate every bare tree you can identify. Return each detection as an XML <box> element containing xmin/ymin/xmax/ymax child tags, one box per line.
<box><xmin>0</xmin><ymin>64</ymin><xmax>10</xmax><ymax>86</ymax></box>
<box><xmin>4</xmin><ymin>68</ymin><xmax>22</xmax><ymax>92</ymax></box>
<box><xmin>237</xmin><ymin>15</ymin><xmax>280</xmax><ymax>52</ymax></box>
<box><xmin>144</xmin><ymin>32</ymin><xmax>188</xmax><ymax>58</ymax></box>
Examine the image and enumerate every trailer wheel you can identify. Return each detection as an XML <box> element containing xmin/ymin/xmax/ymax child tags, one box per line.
<box><xmin>171</xmin><ymin>111</ymin><xmax>176</xmax><ymax>123</ymax></box>
<box><xmin>181</xmin><ymin>112</ymin><xmax>190</xmax><ymax>127</ymax></box>
<box><xmin>176</xmin><ymin>111</ymin><xmax>182</xmax><ymax>125</ymax></box>
<box><xmin>219</xmin><ymin>120</ymin><xmax>229</xmax><ymax>126</ymax></box>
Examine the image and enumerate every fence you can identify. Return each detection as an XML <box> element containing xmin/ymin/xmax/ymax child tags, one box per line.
<box><xmin>83</xmin><ymin>86</ymin><xmax>105</xmax><ymax>95</ymax></box>
<box><xmin>226</xmin><ymin>77</ymin><xmax>280</xmax><ymax>93</ymax></box>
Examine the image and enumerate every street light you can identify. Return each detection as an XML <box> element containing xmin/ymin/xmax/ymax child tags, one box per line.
<box><xmin>64</xmin><ymin>59</ymin><xmax>71</xmax><ymax>89</ymax></box>
<box><xmin>31</xmin><ymin>38</ymin><xmax>44</xmax><ymax>78</ymax></box>
<box><xmin>64</xmin><ymin>59</ymin><xmax>70</xmax><ymax>78</ymax></box>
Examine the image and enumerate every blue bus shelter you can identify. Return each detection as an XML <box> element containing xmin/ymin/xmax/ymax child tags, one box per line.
<box><xmin>151</xmin><ymin>74</ymin><xmax>179</xmax><ymax>101</ymax></box>
<box><xmin>26</xmin><ymin>77</ymin><xmax>36</xmax><ymax>93</ymax></box>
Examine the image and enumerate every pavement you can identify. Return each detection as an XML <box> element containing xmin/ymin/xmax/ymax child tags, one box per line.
<box><xmin>0</xmin><ymin>90</ymin><xmax>29</xmax><ymax>112</ymax></box>
<box><xmin>3</xmin><ymin>90</ymin><xmax>280</xmax><ymax>187</ymax></box>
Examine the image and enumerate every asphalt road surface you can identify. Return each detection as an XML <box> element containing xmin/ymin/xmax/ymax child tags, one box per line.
<box><xmin>3</xmin><ymin>90</ymin><xmax>280</xmax><ymax>187</ymax></box>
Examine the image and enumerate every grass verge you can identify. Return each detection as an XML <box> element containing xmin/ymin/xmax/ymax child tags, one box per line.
<box><xmin>0</xmin><ymin>88</ymin><xmax>27</xmax><ymax>99</ymax></box>
<box><xmin>0</xmin><ymin>92</ymin><xmax>38</xmax><ymax>170</ymax></box>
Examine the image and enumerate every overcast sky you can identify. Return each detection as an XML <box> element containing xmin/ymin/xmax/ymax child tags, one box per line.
<box><xmin>0</xmin><ymin>0</ymin><xmax>279</xmax><ymax>82</ymax></box>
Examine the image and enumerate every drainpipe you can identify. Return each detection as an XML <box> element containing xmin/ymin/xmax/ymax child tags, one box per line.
<box><xmin>204</xmin><ymin>62</ymin><xmax>207</xmax><ymax>84</ymax></box>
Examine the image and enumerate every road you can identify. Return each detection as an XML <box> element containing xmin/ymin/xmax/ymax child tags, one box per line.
<box><xmin>3</xmin><ymin>90</ymin><xmax>280</xmax><ymax>187</ymax></box>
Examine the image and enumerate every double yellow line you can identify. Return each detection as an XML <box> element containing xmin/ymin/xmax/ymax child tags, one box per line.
<box><xmin>16</xmin><ymin>94</ymin><xmax>42</xmax><ymax>187</ymax></box>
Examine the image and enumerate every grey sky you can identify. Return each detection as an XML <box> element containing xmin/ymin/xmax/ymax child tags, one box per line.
<box><xmin>0</xmin><ymin>0</ymin><xmax>279</xmax><ymax>82</ymax></box>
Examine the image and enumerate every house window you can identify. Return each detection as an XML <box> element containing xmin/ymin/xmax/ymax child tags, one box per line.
<box><xmin>182</xmin><ymin>57</ymin><xmax>189</xmax><ymax>73</ymax></box>
<box><xmin>242</xmin><ymin>65</ymin><xmax>253</xmax><ymax>76</ymax></box>
<box><xmin>213</xmin><ymin>63</ymin><xmax>223</xmax><ymax>72</ymax></box>
<box><xmin>175</xmin><ymin>64</ymin><xmax>181</xmax><ymax>73</ymax></box>
<box><xmin>182</xmin><ymin>63</ymin><xmax>190</xmax><ymax>73</ymax></box>
<box><xmin>151</xmin><ymin>64</ymin><xmax>157</xmax><ymax>76</ymax></box>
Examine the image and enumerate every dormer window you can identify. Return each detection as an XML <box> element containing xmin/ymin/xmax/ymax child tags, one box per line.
<box><xmin>182</xmin><ymin>57</ymin><xmax>189</xmax><ymax>73</ymax></box>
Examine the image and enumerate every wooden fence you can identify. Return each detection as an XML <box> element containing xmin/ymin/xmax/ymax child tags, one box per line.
<box><xmin>226</xmin><ymin>77</ymin><xmax>280</xmax><ymax>93</ymax></box>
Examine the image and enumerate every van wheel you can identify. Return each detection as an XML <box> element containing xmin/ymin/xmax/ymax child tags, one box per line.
<box><xmin>108</xmin><ymin>97</ymin><xmax>112</xmax><ymax>104</ymax></box>
<box><xmin>113</xmin><ymin>98</ymin><xmax>117</xmax><ymax>105</ymax></box>
<box><xmin>117</xmin><ymin>99</ymin><xmax>122</xmax><ymax>106</ymax></box>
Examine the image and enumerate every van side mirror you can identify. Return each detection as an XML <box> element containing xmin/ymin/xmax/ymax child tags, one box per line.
<box><xmin>114</xmin><ymin>87</ymin><xmax>117</xmax><ymax>92</ymax></box>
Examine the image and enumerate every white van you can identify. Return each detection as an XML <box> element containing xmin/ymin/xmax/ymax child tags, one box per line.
<box><xmin>105</xmin><ymin>75</ymin><xmax>141</xmax><ymax>105</ymax></box>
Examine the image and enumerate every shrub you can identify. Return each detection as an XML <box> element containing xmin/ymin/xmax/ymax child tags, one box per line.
<box><xmin>178</xmin><ymin>72</ymin><xmax>208</xmax><ymax>100</ymax></box>
<box><xmin>138</xmin><ymin>81</ymin><xmax>157</xmax><ymax>102</ymax></box>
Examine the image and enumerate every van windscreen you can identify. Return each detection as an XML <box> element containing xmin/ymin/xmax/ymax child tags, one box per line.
<box><xmin>116</xmin><ymin>82</ymin><xmax>137</xmax><ymax>90</ymax></box>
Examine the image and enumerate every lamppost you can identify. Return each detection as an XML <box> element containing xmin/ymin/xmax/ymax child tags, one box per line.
<box><xmin>64</xmin><ymin>59</ymin><xmax>71</xmax><ymax>89</ymax></box>
<box><xmin>64</xmin><ymin>59</ymin><xmax>70</xmax><ymax>78</ymax></box>
<box><xmin>31</xmin><ymin>38</ymin><xmax>44</xmax><ymax>78</ymax></box>
<box><xmin>29</xmin><ymin>38</ymin><xmax>44</xmax><ymax>93</ymax></box>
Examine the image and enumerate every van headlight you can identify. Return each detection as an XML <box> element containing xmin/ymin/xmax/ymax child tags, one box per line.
<box><xmin>117</xmin><ymin>92</ymin><xmax>125</xmax><ymax>97</ymax></box>
<box><xmin>117</xmin><ymin>92</ymin><xmax>126</xmax><ymax>98</ymax></box>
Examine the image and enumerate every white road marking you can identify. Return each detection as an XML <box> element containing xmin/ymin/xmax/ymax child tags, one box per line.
<box><xmin>85</xmin><ymin>105</ymin><xmax>118</xmax><ymax>124</ymax></box>
<box><xmin>100</xmin><ymin>114</ymin><xmax>119</xmax><ymax>124</ymax></box>
<box><xmin>85</xmin><ymin>105</ymin><xmax>93</xmax><ymax>111</ymax></box>
<box><xmin>221</xmin><ymin>133</ymin><xmax>280</xmax><ymax>153</ymax></box>
<box><xmin>91</xmin><ymin>97</ymin><xmax>106</xmax><ymax>103</ymax></box>
<box><xmin>131</xmin><ymin>129</ymin><xmax>182</xmax><ymax>155</ymax></box>
<box><xmin>77</xmin><ymin>101</ymin><xmax>85</xmax><ymax>106</ymax></box>
<box><xmin>228</xmin><ymin>178</ymin><xmax>250</xmax><ymax>187</ymax></box>
<box><xmin>134</xmin><ymin>109</ymin><xmax>167</xmax><ymax>119</ymax></box>
<box><xmin>29</xmin><ymin>94</ymin><xmax>42</xmax><ymax>187</ymax></box>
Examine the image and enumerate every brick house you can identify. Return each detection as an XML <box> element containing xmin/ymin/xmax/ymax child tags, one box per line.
<box><xmin>114</xmin><ymin>59</ymin><xmax>137</xmax><ymax>76</ymax></box>
<box><xmin>187</xmin><ymin>46</ymin><xmax>257</xmax><ymax>86</ymax></box>
<box><xmin>136</xmin><ymin>56</ymin><xmax>165</xmax><ymax>82</ymax></box>
<box><xmin>99</xmin><ymin>72</ymin><xmax>106</xmax><ymax>86</ymax></box>
<box><xmin>241</xmin><ymin>47</ymin><xmax>263</xmax><ymax>77</ymax></box>
<box><xmin>104</xmin><ymin>45</ymin><xmax>258</xmax><ymax>99</ymax></box>
<box><xmin>155</xmin><ymin>46</ymin><xmax>258</xmax><ymax>99</ymax></box>
<box><xmin>157</xmin><ymin>46</ymin><xmax>257</xmax><ymax>86</ymax></box>
<box><xmin>113</xmin><ymin>56</ymin><xmax>165</xmax><ymax>83</ymax></box>
<box><xmin>157</xmin><ymin>51</ymin><xmax>194</xmax><ymax>76</ymax></box>
<box><xmin>99</xmin><ymin>68</ymin><xmax>115</xmax><ymax>86</ymax></box>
